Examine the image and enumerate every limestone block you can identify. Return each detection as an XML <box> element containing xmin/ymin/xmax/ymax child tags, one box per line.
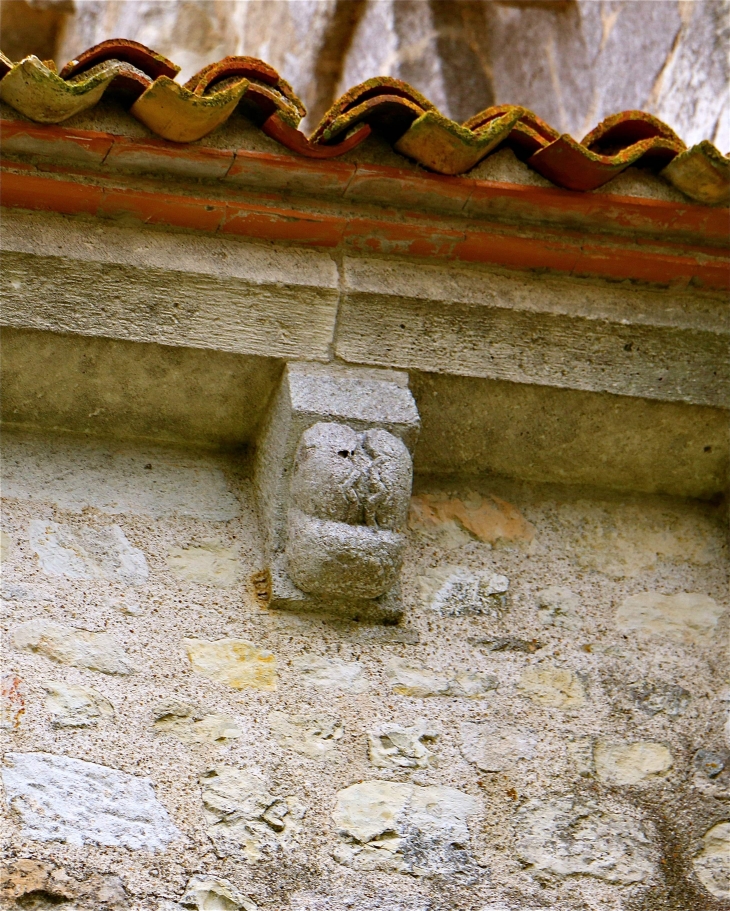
<box><xmin>200</xmin><ymin>766</ymin><xmax>304</xmax><ymax>861</ymax></box>
<box><xmin>450</xmin><ymin>671</ymin><xmax>499</xmax><ymax>699</ymax></box>
<box><xmin>332</xmin><ymin>780</ymin><xmax>481</xmax><ymax>878</ymax></box>
<box><xmin>44</xmin><ymin>682</ymin><xmax>115</xmax><ymax>728</ymax></box>
<box><xmin>616</xmin><ymin>592</ymin><xmax>724</xmax><ymax>645</ymax></box>
<box><xmin>419</xmin><ymin>566</ymin><xmax>509</xmax><ymax>616</ymax></box>
<box><xmin>184</xmin><ymin>638</ymin><xmax>276</xmax><ymax>691</ymax></box>
<box><xmin>269</xmin><ymin>711</ymin><xmax>343</xmax><ymax>760</ymax></box>
<box><xmin>385</xmin><ymin>658</ymin><xmax>497</xmax><ymax>699</ymax></box>
<box><xmin>518</xmin><ymin>666</ymin><xmax>585</xmax><ymax>709</ymax></box>
<box><xmin>13</xmin><ymin>619</ymin><xmax>135</xmax><ymax>675</ymax></box>
<box><xmin>515</xmin><ymin>796</ymin><xmax>657</xmax><ymax>884</ymax></box>
<box><xmin>367</xmin><ymin>722</ymin><xmax>438</xmax><ymax>769</ymax></box>
<box><xmin>180</xmin><ymin>875</ymin><xmax>257</xmax><ymax>911</ymax></box>
<box><xmin>254</xmin><ymin>363</ymin><xmax>419</xmax><ymax>621</ymax></box>
<box><xmin>167</xmin><ymin>542</ymin><xmax>240</xmax><ymax>587</ymax></box>
<box><xmin>153</xmin><ymin>702</ymin><xmax>242</xmax><ymax>744</ymax></box>
<box><xmin>536</xmin><ymin>587</ymin><xmax>582</xmax><ymax>630</ymax></box>
<box><xmin>594</xmin><ymin>740</ymin><xmax>673</xmax><ymax>785</ymax></box>
<box><xmin>693</xmin><ymin>822</ymin><xmax>730</xmax><ymax>900</ymax></box>
<box><xmin>1</xmin><ymin>752</ymin><xmax>181</xmax><ymax>850</ymax></box>
<box><xmin>30</xmin><ymin>519</ymin><xmax>148</xmax><ymax>585</ymax></box>
<box><xmin>460</xmin><ymin>723</ymin><xmax>537</xmax><ymax>773</ymax></box>
<box><xmin>0</xmin><ymin>859</ymin><xmax>74</xmax><ymax>908</ymax></box>
<box><xmin>290</xmin><ymin>655</ymin><xmax>369</xmax><ymax>693</ymax></box>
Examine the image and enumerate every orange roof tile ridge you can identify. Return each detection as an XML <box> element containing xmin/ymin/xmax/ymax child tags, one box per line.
<box><xmin>0</xmin><ymin>39</ymin><xmax>727</xmax><ymax>204</ymax></box>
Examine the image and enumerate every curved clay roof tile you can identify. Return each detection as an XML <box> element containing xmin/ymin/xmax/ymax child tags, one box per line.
<box><xmin>0</xmin><ymin>40</ymin><xmax>726</xmax><ymax>203</ymax></box>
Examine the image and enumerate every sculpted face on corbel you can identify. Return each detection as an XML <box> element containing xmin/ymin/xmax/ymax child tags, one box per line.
<box><xmin>285</xmin><ymin>422</ymin><xmax>412</xmax><ymax>600</ymax></box>
<box><xmin>254</xmin><ymin>363</ymin><xmax>420</xmax><ymax>620</ymax></box>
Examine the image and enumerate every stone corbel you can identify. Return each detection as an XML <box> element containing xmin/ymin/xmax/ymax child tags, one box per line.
<box><xmin>254</xmin><ymin>362</ymin><xmax>420</xmax><ymax>622</ymax></box>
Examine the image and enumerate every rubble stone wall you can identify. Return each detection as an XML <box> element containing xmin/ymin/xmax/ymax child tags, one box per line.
<box><xmin>2</xmin><ymin>429</ymin><xmax>728</xmax><ymax>910</ymax></box>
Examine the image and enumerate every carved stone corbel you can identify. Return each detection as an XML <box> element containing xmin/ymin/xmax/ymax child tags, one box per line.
<box><xmin>254</xmin><ymin>363</ymin><xmax>420</xmax><ymax>622</ymax></box>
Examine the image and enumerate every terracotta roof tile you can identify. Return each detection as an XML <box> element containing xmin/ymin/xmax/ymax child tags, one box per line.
<box><xmin>0</xmin><ymin>40</ymin><xmax>727</xmax><ymax>205</ymax></box>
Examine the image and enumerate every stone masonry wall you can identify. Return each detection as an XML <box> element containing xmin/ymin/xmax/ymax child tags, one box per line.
<box><xmin>1</xmin><ymin>429</ymin><xmax>728</xmax><ymax>910</ymax></box>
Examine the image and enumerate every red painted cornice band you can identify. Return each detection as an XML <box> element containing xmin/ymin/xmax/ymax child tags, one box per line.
<box><xmin>1</xmin><ymin>119</ymin><xmax>728</xmax><ymax>292</ymax></box>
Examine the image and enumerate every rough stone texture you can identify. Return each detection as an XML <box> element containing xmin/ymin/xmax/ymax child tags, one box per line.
<box><xmin>332</xmin><ymin>780</ymin><xmax>481</xmax><ymax>878</ymax></box>
<box><xmin>181</xmin><ymin>875</ymin><xmax>257</xmax><ymax>911</ymax></box>
<box><xmin>44</xmin><ymin>681</ymin><xmax>115</xmax><ymax>728</ymax></box>
<box><xmin>535</xmin><ymin>586</ymin><xmax>582</xmax><ymax>630</ymax></box>
<box><xmin>0</xmin><ymin>857</ymin><xmax>130</xmax><ymax>911</ymax></box>
<box><xmin>367</xmin><ymin>722</ymin><xmax>438</xmax><ymax>770</ymax></box>
<box><xmin>167</xmin><ymin>542</ymin><xmax>240</xmax><ymax>587</ymax></box>
<box><xmin>269</xmin><ymin>711</ymin><xmax>343</xmax><ymax>761</ymax></box>
<box><xmin>693</xmin><ymin>822</ymin><xmax>730</xmax><ymax>900</ymax></box>
<box><xmin>616</xmin><ymin>591</ymin><xmax>725</xmax><ymax>645</ymax></box>
<box><xmin>385</xmin><ymin>657</ymin><xmax>497</xmax><ymax>700</ymax></box>
<box><xmin>594</xmin><ymin>739</ymin><xmax>673</xmax><ymax>785</ymax></box>
<box><xmin>2</xmin><ymin>428</ymin><xmax>242</xmax><ymax>520</ymax></box>
<box><xmin>201</xmin><ymin>765</ymin><xmax>304</xmax><ymax>861</ymax></box>
<box><xmin>286</xmin><ymin>423</ymin><xmax>412</xmax><ymax>600</ymax></box>
<box><xmin>418</xmin><ymin>565</ymin><xmax>509</xmax><ymax>617</ymax></box>
<box><xmin>517</xmin><ymin>665</ymin><xmax>585</xmax><ymax>709</ymax></box>
<box><xmin>1</xmin><ymin>430</ymin><xmax>727</xmax><ymax>909</ymax></box>
<box><xmin>0</xmin><ymin>673</ymin><xmax>25</xmax><ymax>730</ymax></box>
<box><xmin>290</xmin><ymin>655</ymin><xmax>369</xmax><ymax>693</ymax></box>
<box><xmin>30</xmin><ymin>519</ymin><xmax>148</xmax><ymax>585</ymax></box>
<box><xmin>460</xmin><ymin>722</ymin><xmax>537</xmax><ymax>773</ymax></box>
<box><xmin>409</xmin><ymin>493</ymin><xmax>535</xmax><ymax>549</ymax></box>
<box><xmin>2</xmin><ymin>752</ymin><xmax>181</xmax><ymax>850</ymax></box>
<box><xmin>515</xmin><ymin>796</ymin><xmax>658</xmax><ymax>884</ymax></box>
<box><xmin>153</xmin><ymin>702</ymin><xmax>242</xmax><ymax>744</ymax></box>
<box><xmin>629</xmin><ymin>681</ymin><xmax>691</xmax><ymax>717</ymax></box>
<box><xmin>12</xmin><ymin>619</ymin><xmax>135</xmax><ymax>675</ymax></box>
<box><xmin>184</xmin><ymin>638</ymin><xmax>277</xmax><ymax>690</ymax></box>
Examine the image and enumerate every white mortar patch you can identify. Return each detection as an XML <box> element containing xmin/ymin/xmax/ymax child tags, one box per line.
<box><xmin>2</xmin><ymin>752</ymin><xmax>181</xmax><ymax>850</ymax></box>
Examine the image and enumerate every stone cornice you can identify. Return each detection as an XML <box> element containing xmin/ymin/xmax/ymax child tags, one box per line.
<box><xmin>1</xmin><ymin>119</ymin><xmax>728</xmax><ymax>291</ymax></box>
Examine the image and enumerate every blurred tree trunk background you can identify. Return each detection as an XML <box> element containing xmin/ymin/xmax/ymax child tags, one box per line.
<box><xmin>1</xmin><ymin>0</ymin><xmax>727</xmax><ymax>146</ymax></box>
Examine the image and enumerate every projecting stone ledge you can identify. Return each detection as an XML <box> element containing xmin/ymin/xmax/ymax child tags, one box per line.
<box><xmin>254</xmin><ymin>362</ymin><xmax>420</xmax><ymax>622</ymax></box>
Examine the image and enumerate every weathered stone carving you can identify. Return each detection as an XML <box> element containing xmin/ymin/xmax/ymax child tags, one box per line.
<box><xmin>254</xmin><ymin>363</ymin><xmax>419</xmax><ymax>621</ymax></box>
<box><xmin>286</xmin><ymin>422</ymin><xmax>411</xmax><ymax>600</ymax></box>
